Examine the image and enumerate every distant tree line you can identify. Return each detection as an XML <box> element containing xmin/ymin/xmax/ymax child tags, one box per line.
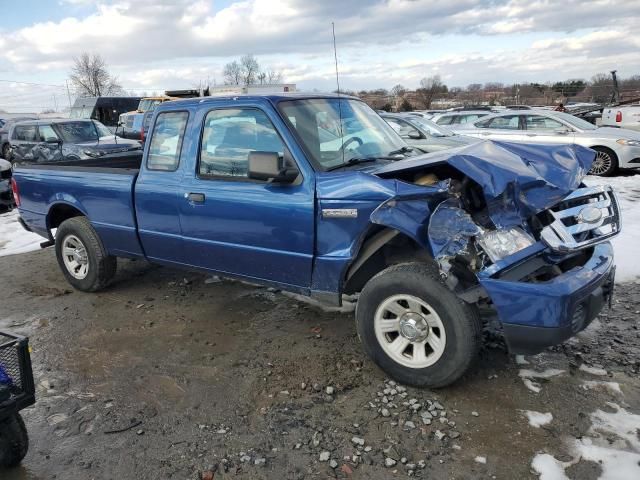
<box><xmin>351</xmin><ymin>73</ymin><xmax>640</xmax><ymax>111</ymax></box>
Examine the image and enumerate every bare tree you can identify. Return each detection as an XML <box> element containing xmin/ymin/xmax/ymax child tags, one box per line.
<box><xmin>69</xmin><ymin>53</ymin><xmax>122</xmax><ymax>97</ymax></box>
<box><xmin>391</xmin><ymin>84</ymin><xmax>407</xmax><ymax>98</ymax></box>
<box><xmin>415</xmin><ymin>75</ymin><xmax>447</xmax><ymax>109</ymax></box>
<box><xmin>223</xmin><ymin>55</ymin><xmax>284</xmax><ymax>86</ymax></box>
<box><xmin>240</xmin><ymin>54</ymin><xmax>260</xmax><ymax>86</ymax></box>
<box><xmin>223</xmin><ymin>60</ymin><xmax>242</xmax><ymax>85</ymax></box>
<box><xmin>266</xmin><ymin>70</ymin><xmax>283</xmax><ymax>84</ymax></box>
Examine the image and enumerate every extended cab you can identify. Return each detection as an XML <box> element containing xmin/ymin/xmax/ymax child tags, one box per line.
<box><xmin>11</xmin><ymin>94</ymin><xmax>620</xmax><ymax>387</ymax></box>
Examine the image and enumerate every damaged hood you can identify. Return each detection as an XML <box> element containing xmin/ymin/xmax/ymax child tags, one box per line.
<box><xmin>375</xmin><ymin>140</ymin><xmax>595</xmax><ymax>225</ymax></box>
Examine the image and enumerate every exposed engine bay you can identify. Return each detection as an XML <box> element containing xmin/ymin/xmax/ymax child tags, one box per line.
<box><xmin>372</xmin><ymin>141</ymin><xmax>620</xmax><ymax>302</ymax></box>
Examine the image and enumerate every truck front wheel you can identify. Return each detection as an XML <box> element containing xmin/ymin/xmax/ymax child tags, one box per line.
<box><xmin>0</xmin><ymin>413</ymin><xmax>29</xmax><ymax>468</ymax></box>
<box><xmin>356</xmin><ymin>263</ymin><xmax>481</xmax><ymax>388</ymax></box>
<box><xmin>55</xmin><ymin>217</ymin><xmax>117</xmax><ymax>292</ymax></box>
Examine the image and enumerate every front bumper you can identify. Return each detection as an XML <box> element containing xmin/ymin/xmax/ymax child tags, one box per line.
<box><xmin>479</xmin><ymin>242</ymin><xmax>615</xmax><ymax>355</ymax></box>
<box><xmin>617</xmin><ymin>144</ymin><xmax>640</xmax><ymax>169</ymax></box>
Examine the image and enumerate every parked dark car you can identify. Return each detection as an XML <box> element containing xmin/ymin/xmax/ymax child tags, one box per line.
<box><xmin>0</xmin><ymin>158</ymin><xmax>14</xmax><ymax>212</ymax></box>
<box><xmin>7</xmin><ymin>119</ymin><xmax>142</xmax><ymax>164</ymax></box>
<box><xmin>70</xmin><ymin>97</ymin><xmax>141</xmax><ymax>132</ymax></box>
<box><xmin>1</xmin><ymin>117</ymin><xmax>38</xmax><ymax>159</ymax></box>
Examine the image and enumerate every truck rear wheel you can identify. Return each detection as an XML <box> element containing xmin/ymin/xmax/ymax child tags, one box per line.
<box><xmin>0</xmin><ymin>413</ymin><xmax>29</xmax><ymax>468</ymax></box>
<box><xmin>356</xmin><ymin>263</ymin><xmax>481</xmax><ymax>388</ymax></box>
<box><xmin>55</xmin><ymin>216</ymin><xmax>117</xmax><ymax>292</ymax></box>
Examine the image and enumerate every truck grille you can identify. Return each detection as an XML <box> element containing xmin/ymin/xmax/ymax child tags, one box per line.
<box><xmin>540</xmin><ymin>185</ymin><xmax>621</xmax><ymax>252</ymax></box>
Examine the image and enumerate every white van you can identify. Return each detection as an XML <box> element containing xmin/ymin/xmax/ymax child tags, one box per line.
<box><xmin>601</xmin><ymin>105</ymin><xmax>640</xmax><ymax>131</ymax></box>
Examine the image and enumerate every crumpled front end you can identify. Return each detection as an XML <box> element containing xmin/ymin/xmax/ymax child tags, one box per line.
<box><xmin>374</xmin><ymin>141</ymin><xmax>621</xmax><ymax>354</ymax></box>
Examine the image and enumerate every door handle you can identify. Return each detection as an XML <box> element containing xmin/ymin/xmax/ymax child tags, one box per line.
<box><xmin>186</xmin><ymin>192</ymin><xmax>205</xmax><ymax>203</ymax></box>
<box><xmin>526</xmin><ymin>133</ymin><xmax>537</xmax><ymax>137</ymax></box>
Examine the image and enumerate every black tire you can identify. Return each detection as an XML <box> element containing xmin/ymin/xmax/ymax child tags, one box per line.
<box><xmin>55</xmin><ymin>216</ymin><xmax>117</xmax><ymax>292</ymax></box>
<box><xmin>0</xmin><ymin>414</ymin><xmax>29</xmax><ymax>468</ymax></box>
<box><xmin>356</xmin><ymin>263</ymin><xmax>481</xmax><ymax>388</ymax></box>
<box><xmin>589</xmin><ymin>147</ymin><xmax>618</xmax><ymax>177</ymax></box>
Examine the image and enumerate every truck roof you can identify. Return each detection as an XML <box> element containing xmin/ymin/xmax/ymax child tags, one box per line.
<box><xmin>162</xmin><ymin>92</ymin><xmax>359</xmax><ymax>108</ymax></box>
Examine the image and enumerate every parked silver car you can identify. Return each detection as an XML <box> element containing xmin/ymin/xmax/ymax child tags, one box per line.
<box><xmin>453</xmin><ymin>110</ymin><xmax>640</xmax><ymax>176</ymax></box>
<box><xmin>430</xmin><ymin>110</ymin><xmax>492</xmax><ymax>126</ymax></box>
<box><xmin>381</xmin><ymin>113</ymin><xmax>480</xmax><ymax>153</ymax></box>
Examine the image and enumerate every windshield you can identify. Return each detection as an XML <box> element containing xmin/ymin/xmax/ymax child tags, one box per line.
<box><xmin>54</xmin><ymin>121</ymin><xmax>111</xmax><ymax>142</ymax></box>
<box><xmin>69</xmin><ymin>106</ymin><xmax>94</xmax><ymax>119</ymax></box>
<box><xmin>551</xmin><ymin>111</ymin><xmax>597</xmax><ymax>130</ymax></box>
<box><xmin>410</xmin><ymin>117</ymin><xmax>455</xmax><ymax>137</ymax></box>
<box><xmin>278</xmin><ymin>98</ymin><xmax>406</xmax><ymax>170</ymax></box>
<box><xmin>138</xmin><ymin>99</ymin><xmax>163</xmax><ymax>112</ymax></box>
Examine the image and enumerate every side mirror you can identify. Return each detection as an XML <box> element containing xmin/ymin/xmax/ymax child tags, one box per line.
<box><xmin>407</xmin><ymin>130</ymin><xmax>422</xmax><ymax>140</ymax></box>
<box><xmin>554</xmin><ymin>127</ymin><xmax>572</xmax><ymax>135</ymax></box>
<box><xmin>45</xmin><ymin>137</ymin><xmax>61</xmax><ymax>144</ymax></box>
<box><xmin>248</xmin><ymin>151</ymin><xmax>299</xmax><ymax>183</ymax></box>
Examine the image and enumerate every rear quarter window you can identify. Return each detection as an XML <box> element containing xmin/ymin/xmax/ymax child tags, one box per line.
<box><xmin>147</xmin><ymin>111</ymin><xmax>189</xmax><ymax>171</ymax></box>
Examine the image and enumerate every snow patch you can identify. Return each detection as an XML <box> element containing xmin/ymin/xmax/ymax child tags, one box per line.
<box><xmin>519</xmin><ymin>368</ymin><xmax>564</xmax><ymax>393</ymax></box>
<box><xmin>531</xmin><ymin>454</ymin><xmax>571</xmax><ymax>480</ymax></box>
<box><xmin>474</xmin><ymin>456</ymin><xmax>487</xmax><ymax>464</ymax></box>
<box><xmin>584</xmin><ymin>175</ymin><xmax>640</xmax><ymax>283</ymax></box>
<box><xmin>523</xmin><ymin>378</ymin><xmax>542</xmax><ymax>393</ymax></box>
<box><xmin>531</xmin><ymin>403</ymin><xmax>640</xmax><ymax>480</ymax></box>
<box><xmin>581</xmin><ymin>381</ymin><xmax>623</xmax><ymax>395</ymax></box>
<box><xmin>579</xmin><ymin>364</ymin><xmax>608</xmax><ymax>376</ymax></box>
<box><xmin>515</xmin><ymin>355</ymin><xmax>529</xmax><ymax>365</ymax></box>
<box><xmin>519</xmin><ymin>368</ymin><xmax>565</xmax><ymax>379</ymax></box>
<box><xmin>522</xmin><ymin>410</ymin><xmax>553</xmax><ymax>428</ymax></box>
<box><xmin>0</xmin><ymin>210</ymin><xmax>43</xmax><ymax>257</ymax></box>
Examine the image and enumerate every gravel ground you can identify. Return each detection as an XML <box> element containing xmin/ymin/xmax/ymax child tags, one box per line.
<box><xmin>1</xmin><ymin>248</ymin><xmax>639</xmax><ymax>480</ymax></box>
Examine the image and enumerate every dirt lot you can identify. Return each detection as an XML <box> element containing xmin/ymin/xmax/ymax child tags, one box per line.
<box><xmin>1</xmin><ymin>248</ymin><xmax>639</xmax><ymax>480</ymax></box>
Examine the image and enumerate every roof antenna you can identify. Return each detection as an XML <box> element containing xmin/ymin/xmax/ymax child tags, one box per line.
<box><xmin>332</xmin><ymin>22</ymin><xmax>345</xmax><ymax>164</ymax></box>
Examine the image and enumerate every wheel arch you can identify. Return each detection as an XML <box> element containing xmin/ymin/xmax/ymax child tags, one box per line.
<box><xmin>47</xmin><ymin>202</ymin><xmax>87</xmax><ymax>236</ymax></box>
<box><xmin>343</xmin><ymin>226</ymin><xmax>437</xmax><ymax>295</ymax></box>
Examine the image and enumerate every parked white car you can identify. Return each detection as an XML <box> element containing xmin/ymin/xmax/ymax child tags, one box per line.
<box><xmin>453</xmin><ymin>110</ymin><xmax>640</xmax><ymax>176</ymax></box>
<box><xmin>601</xmin><ymin>105</ymin><xmax>640</xmax><ymax>132</ymax></box>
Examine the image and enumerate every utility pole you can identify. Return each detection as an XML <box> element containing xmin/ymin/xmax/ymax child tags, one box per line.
<box><xmin>65</xmin><ymin>80</ymin><xmax>72</xmax><ymax>110</ymax></box>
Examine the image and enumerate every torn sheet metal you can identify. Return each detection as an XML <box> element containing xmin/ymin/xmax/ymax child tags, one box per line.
<box><xmin>375</xmin><ymin>140</ymin><xmax>595</xmax><ymax>227</ymax></box>
<box><xmin>369</xmin><ymin>180</ymin><xmax>449</xmax><ymax>249</ymax></box>
<box><xmin>427</xmin><ymin>198</ymin><xmax>483</xmax><ymax>273</ymax></box>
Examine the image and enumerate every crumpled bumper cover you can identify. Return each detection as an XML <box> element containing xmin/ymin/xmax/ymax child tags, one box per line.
<box><xmin>479</xmin><ymin>242</ymin><xmax>615</xmax><ymax>354</ymax></box>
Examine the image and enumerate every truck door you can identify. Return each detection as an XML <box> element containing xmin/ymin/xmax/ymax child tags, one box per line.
<box><xmin>178</xmin><ymin>106</ymin><xmax>315</xmax><ymax>288</ymax></box>
<box><xmin>134</xmin><ymin>110</ymin><xmax>190</xmax><ymax>265</ymax></box>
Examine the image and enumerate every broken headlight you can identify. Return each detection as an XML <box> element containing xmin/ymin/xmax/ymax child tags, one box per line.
<box><xmin>477</xmin><ymin>227</ymin><xmax>535</xmax><ymax>263</ymax></box>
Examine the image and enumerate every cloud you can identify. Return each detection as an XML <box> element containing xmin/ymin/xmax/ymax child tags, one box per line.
<box><xmin>0</xmin><ymin>0</ymin><xmax>638</xmax><ymax>111</ymax></box>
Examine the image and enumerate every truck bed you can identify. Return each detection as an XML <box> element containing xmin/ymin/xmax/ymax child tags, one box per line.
<box><xmin>15</xmin><ymin>150</ymin><xmax>143</xmax><ymax>170</ymax></box>
<box><xmin>13</xmin><ymin>154</ymin><xmax>144</xmax><ymax>258</ymax></box>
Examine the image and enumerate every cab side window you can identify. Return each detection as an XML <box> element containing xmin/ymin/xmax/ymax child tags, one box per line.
<box><xmin>147</xmin><ymin>111</ymin><xmax>189</xmax><ymax>171</ymax></box>
<box><xmin>199</xmin><ymin>108</ymin><xmax>284</xmax><ymax>179</ymax></box>
<box><xmin>13</xmin><ymin>125</ymin><xmax>38</xmax><ymax>141</ymax></box>
<box><xmin>38</xmin><ymin>125</ymin><xmax>59</xmax><ymax>142</ymax></box>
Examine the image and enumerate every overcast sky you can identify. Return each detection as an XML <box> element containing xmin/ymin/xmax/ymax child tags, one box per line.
<box><xmin>1</xmin><ymin>0</ymin><xmax>639</xmax><ymax>112</ymax></box>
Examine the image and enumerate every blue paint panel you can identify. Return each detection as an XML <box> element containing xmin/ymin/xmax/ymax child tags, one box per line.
<box><xmin>480</xmin><ymin>242</ymin><xmax>614</xmax><ymax>328</ymax></box>
<box><xmin>13</xmin><ymin>167</ymin><xmax>141</xmax><ymax>255</ymax></box>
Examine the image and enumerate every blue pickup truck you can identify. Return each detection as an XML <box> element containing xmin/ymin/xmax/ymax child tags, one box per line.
<box><xmin>12</xmin><ymin>94</ymin><xmax>620</xmax><ymax>387</ymax></box>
